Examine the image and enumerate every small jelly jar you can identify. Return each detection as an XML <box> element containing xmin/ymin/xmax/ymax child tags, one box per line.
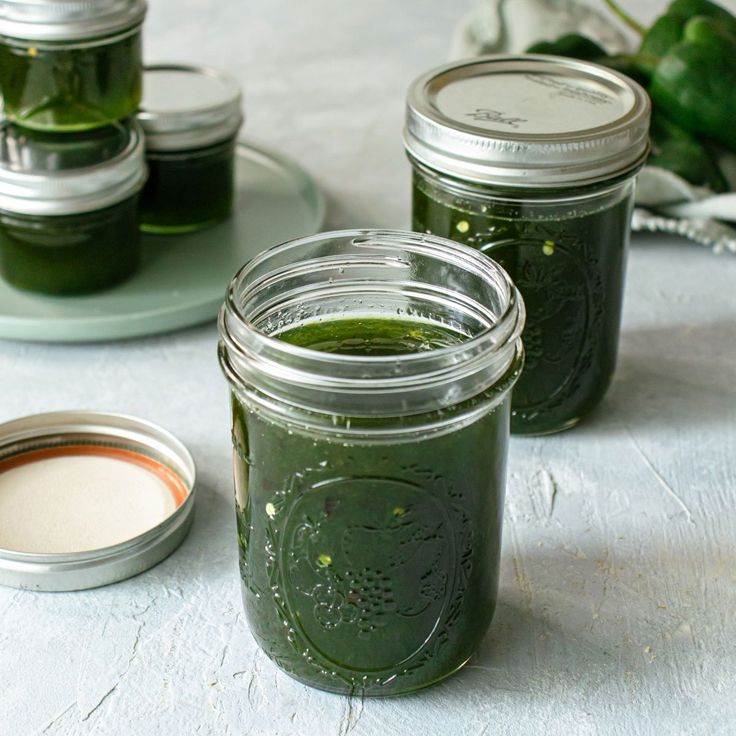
<box><xmin>137</xmin><ymin>65</ymin><xmax>243</xmax><ymax>234</ymax></box>
<box><xmin>218</xmin><ymin>230</ymin><xmax>525</xmax><ymax>696</ymax></box>
<box><xmin>405</xmin><ymin>55</ymin><xmax>651</xmax><ymax>435</ymax></box>
<box><xmin>0</xmin><ymin>122</ymin><xmax>146</xmax><ymax>295</ymax></box>
<box><xmin>0</xmin><ymin>0</ymin><xmax>146</xmax><ymax>131</ymax></box>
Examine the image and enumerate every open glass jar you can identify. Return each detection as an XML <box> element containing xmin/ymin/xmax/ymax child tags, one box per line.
<box><xmin>406</xmin><ymin>55</ymin><xmax>650</xmax><ymax>435</ymax></box>
<box><xmin>0</xmin><ymin>122</ymin><xmax>146</xmax><ymax>295</ymax></box>
<box><xmin>0</xmin><ymin>0</ymin><xmax>146</xmax><ymax>131</ymax></box>
<box><xmin>219</xmin><ymin>230</ymin><xmax>524</xmax><ymax>696</ymax></box>
<box><xmin>137</xmin><ymin>65</ymin><xmax>243</xmax><ymax>234</ymax></box>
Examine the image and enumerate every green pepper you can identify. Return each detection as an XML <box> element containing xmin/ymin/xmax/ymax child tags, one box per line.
<box><xmin>527</xmin><ymin>33</ymin><xmax>608</xmax><ymax>60</ymax></box>
<box><xmin>525</xmin><ymin>34</ymin><xmax>650</xmax><ymax>84</ymax></box>
<box><xmin>650</xmin><ymin>16</ymin><xmax>736</xmax><ymax>151</ymax></box>
<box><xmin>640</xmin><ymin>0</ymin><xmax>736</xmax><ymax>63</ymax></box>
<box><xmin>648</xmin><ymin>113</ymin><xmax>728</xmax><ymax>192</ymax></box>
<box><xmin>668</xmin><ymin>0</ymin><xmax>736</xmax><ymax>33</ymax></box>
<box><xmin>640</xmin><ymin>12</ymin><xmax>689</xmax><ymax>61</ymax></box>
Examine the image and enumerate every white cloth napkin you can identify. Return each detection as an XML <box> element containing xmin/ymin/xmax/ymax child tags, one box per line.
<box><xmin>451</xmin><ymin>0</ymin><xmax>736</xmax><ymax>253</ymax></box>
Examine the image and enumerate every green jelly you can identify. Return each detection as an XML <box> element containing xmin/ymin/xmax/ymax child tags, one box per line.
<box><xmin>139</xmin><ymin>138</ymin><xmax>236</xmax><ymax>234</ymax></box>
<box><xmin>0</xmin><ymin>122</ymin><xmax>146</xmax><ymax>295</ymax></box>
<box><xmin>0</xmin><ymin>197</ymin><xmax>139</xmax><ymax>295</ymax></box>
<box><xmin>0</xmin><ymin>30</ymin><xmax>143</xmax><ymax>132</ymax></box>
<box><xmin>412</xmin><ymin>172</ymin><xmax>635</xmax><ymax>435</ymax></box>
<box><xmin>230</xmin><ymin>317</ymin><xmax>513</xmax><ymax>696</ymax></box>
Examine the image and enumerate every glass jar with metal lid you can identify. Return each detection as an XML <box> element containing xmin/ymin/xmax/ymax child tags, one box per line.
<box><xmin>219</xmin><ymin>229</ymin><xmax>525</xmax><ymax>695</ymax></box>
<box><xmin>405</xmin><ymin>54</ymin><xmax>651</xmax><ymax>435</ymax></box>
<box><xmin>0</xmin><ymin>121</ymin><xmax>146</xmax><ymax>295</ymax></box>
<box><xmin>137</xmin><ymin>64</ymin><xmax>244</xmax><ymax>235</ymax></box>
<box><xmin>0</xmin><ymin>0</ymin><xmax>146</xmax><ymax>131</ymax></box>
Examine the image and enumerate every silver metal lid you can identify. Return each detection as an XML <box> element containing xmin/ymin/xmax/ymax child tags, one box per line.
<box><xmin>137</xmin><ymin>65</ymin><xmax>244</xmax><ymax>151</ymax></box>
<box><xmin>405</xmin><ymin>54</ymin><xmax>651</xmax><ymax>188</ymax></box>
<box><xmin>0</xmin><ymin>0</ymin><xmax>146</xmax><ymax>42</ymax></box>
<box><xmin>0</xmin><ymin>121</ymin><xmax>146</xmax><ymax>216</ymax></box>
<box><xmin>0</xmin><ymin>411</ymin><xmax>196</xmax><ymax>592</ymax></box>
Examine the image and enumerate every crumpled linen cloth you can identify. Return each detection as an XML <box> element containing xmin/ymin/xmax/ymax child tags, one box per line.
<box><xmin>451</xmin><ymin>0</ymin><xmax>736</xmax><ymax>253</ymax></box>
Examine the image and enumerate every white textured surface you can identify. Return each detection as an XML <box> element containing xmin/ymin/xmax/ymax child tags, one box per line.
<box><xmin>2</xmin><ymin>1</ymin><xmax>736</xmax><ymax>734</ymax></box>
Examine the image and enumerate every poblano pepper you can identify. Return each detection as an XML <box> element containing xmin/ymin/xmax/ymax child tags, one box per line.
<box><xmin>648</xmin><ymin>114</ymin><xmax>728</xmax><ymax>192</ymax></box>
<box><xmin>640</xmin><ymin>0</ymin><xmax>736</xmax><ymax>59</ymax></box>
<box><xmin>650</xmin><ymin>17</ymin><xmax>736</xmax><ymax>152</ymax></box>
<box><xmin>527</xmin><ymin>33</ymin><xmax>607</xmax><ymax>60</ymax></box>
<box><xmin>526</xmin><ymin>33</ymin><xmax>650</xmax><ymax>84</ymax></box>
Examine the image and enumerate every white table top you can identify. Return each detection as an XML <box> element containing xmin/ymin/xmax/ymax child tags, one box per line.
<box><xmin>2</xmin><ymin>1</ymin><xmax>736</xmax><ymax>734</ymax></box>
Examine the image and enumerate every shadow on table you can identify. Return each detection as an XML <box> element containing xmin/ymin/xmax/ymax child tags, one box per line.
<box><xmin>127</xmin><ymin>467</ymin><xmax>237</xmax><ymax>593</ymax></box>
<box><xmin>580</xmin><ymin>319</ymin><xmax>736</xmax><ymax>436</ymax></box>
<box><xmin>433</xmin><ymin>538</ymin><xmax>723</xmax><ymax>704</ymax></box>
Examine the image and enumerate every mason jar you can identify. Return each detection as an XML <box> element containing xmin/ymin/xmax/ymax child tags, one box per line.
<box><xmin>137</xmin><ymin>65</ymin><xmax>243</xmax><ymax>234</ymax></box>
<box><xmin>0</xmin><ymin>0</ymin><xmax>146</xmax><ymax>131</ymax></box>
<box><xmin>218</xmin><ymin>229</ymin><xmax>524</xmax><ymax>696</ymax></box>
<box><xmin>0</xmin><ymin>122</ymin><xmax>146</xmax><ymax>295</ymax></box>
<box><xmin>406</xmin><ymin>55</ymin><xmax>651</xmax><ymax>435</ymax></box>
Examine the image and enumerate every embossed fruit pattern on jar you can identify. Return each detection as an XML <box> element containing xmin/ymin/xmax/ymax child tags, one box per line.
<box><xmin>231</xmin><ymin>393</ymin><xmax>509</xmax><ymax>695</ymax></box>
<box><xmin>412</xmin><ymin>170</ymin><xmax>635</xmax><ymax>435</ymax></box>
<box><xmin>229</xmin><ymin>317</ymin><xmax>516</xmax><ymax>696</ymax></box>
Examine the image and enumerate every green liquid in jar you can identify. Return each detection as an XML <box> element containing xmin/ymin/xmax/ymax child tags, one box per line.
<box><xmin>231</xmin><ymin>317</ymin><xmax>512</xmax><ymax>695</ymax></box>
<box><xmin>278</xmin><ymin>316</ymin><xmax>467</xmax><ymax>355</ymax></box>
<box><xmin>0</xmin><ymin>30</ymin><xmax>142</xmax><ymax>132</ymax></box>
<box><xmin>139</xmin><ymin>139</ymin><xmax>236</xmax><ymax>234</ymax></box>
<box><xmin>0</xmin><ymin>196</ymin><xmax>140</xmax><ymax>295</ymax></box>
<box><xmin>412</xmin><ymin>170</ymin><xmax>634</xmax><ymax>435</ymax></box>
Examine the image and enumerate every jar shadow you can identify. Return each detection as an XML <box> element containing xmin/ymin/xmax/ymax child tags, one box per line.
<box><xmin>432</xmin><ymin>540</ymin><xmax>718</xmax><ymax>709</ymax></box>
<box><xmin>577</xmin><ymin>319</ymin><xmax>736</xmax><ymax>435</ymax></box>
<box><xmin>136</xmin><ymin>469</ymin><xmax>237</xmax><ymax>589</ymax></box>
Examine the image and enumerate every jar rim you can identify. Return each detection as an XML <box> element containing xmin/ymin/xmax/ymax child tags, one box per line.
<box><xmin>219</xmin><ymin>229</ymin><xmax>525</xmax><ymax>419</ymax></box>
<box><xmin>0</xmin><ymin>0</ymin><xmax>146</xmax><ymax>42</ymax></box>
<box><xmin>404</xmin><ymin>54</ymin><xmax>651</xmax><ymax>188</ymax></box>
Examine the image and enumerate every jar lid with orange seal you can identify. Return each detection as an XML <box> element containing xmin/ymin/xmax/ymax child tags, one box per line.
<box><xmin>0</xmin><ymin>410</ymin><xmax>195</xmax><ymax>591</ymax></box>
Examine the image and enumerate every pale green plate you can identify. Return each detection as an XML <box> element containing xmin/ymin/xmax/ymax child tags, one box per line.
<box><xmin>0</xmin><ymin>141</ymin><xmax>326</xmax><ymax>342</ymax></box>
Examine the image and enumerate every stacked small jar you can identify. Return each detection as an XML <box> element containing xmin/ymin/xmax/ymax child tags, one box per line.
<box><xmin>0</xmin><ymin>0</ymin><xmax>243</xmax><ymax>295</ymax></box>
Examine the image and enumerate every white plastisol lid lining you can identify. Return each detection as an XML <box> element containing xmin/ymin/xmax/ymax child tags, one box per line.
<box><xmin>0</xmin><ymin>411</ymin><xmax>196</xmax><ymax>592</ymax></box>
